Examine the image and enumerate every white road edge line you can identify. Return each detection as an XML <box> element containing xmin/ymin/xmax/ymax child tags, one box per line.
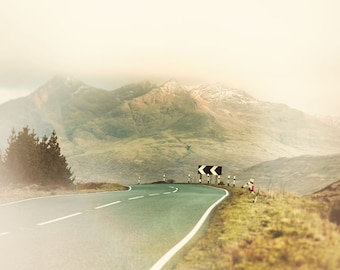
<box><xmin>95</xmin><ymin>201</ymin><xmax>122</xmax><ymax>209</ymax></box>
<box><xmin>37</xmin><ymin>212</ymin><xmax>83</xmax><ymax>226</ymax></box>
<box><xmin>150</xmin><ymin>189</ymin><xmax>229</xmax><ymax>270</ymax></box>
<box><xmin>0</xmin><ymin>232</ymin><xmax>10</xmax><ymax>236</ymax></box>
<box><xmin>128</xmin><ymin>196</ymin><xmax>145</xmax><ymax>200</ymax></box>
<box><xmin>0</xmin><ymin>194</ymin><xmax>69</xmax><ymax>207</ymax></box>
<box><xmin>163</xmin><ymin>192</ymin><xmax>171</xmax><ymax>195</ymax></box>
<box><xmin>1</xmin><ymin>186</ymin><xmax>132</xmax><ymax>207</ymax></box>
<box><xmin>149</xmin><ymin>193</ymin><xmax>160</xmax><ymax>196</ymax></box>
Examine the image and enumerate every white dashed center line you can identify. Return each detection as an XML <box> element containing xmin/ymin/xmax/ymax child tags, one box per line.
<box><xmin>4</xmin><ymin>186</ymin><xmax>178</xmax><ymax>234</ymax></box>
<box><xmin>95</xmin><ymin>201</ymin><xmax>121</xmax><ymax>209</ymax></box>
<box><xmin>37</xmin><ymin>212</ymin><xmax>83</xmax><ymax>226</ymax></box>
<box><xmin>128</xmin><ymin>196</ymin><xmax>145</xmax><ymax>200</ymax></box>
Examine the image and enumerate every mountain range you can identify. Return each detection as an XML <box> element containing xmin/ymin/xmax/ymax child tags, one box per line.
<box><xmin>1</xmin><ymin>75</ymin><xmax>340</xmax><ymax>194</ymax></box>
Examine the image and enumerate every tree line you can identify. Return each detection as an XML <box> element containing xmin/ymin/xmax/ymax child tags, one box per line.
<box><xmin>0</xmin><ymin>126</ymin><xmax>74</xmax><ymax>187</ymax></box>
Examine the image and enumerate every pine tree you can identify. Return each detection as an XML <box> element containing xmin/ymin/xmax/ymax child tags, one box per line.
<box><xmin>36</xmin><ymin>135</ymin><xmax>50</xmax><ymax>184</ymax></box>
<box><xmin>5</xmin><ymin>127</ymin><xmax>39</xmax><ymax>184</ymax></box>
<box><xmin>4</xmin><ymin>127</ymin><xmax>74</xmax><ymax>187</ymax></box>
<box><xmin>44</xmin><ymin>130</ymin><xmax>74</xmax><ymax>186</ymax></box>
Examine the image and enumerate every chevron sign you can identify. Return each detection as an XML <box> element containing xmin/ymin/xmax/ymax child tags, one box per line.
<box><xmin>198</xmin><ymin>165</ymin><xmax>222</xmax><ymax>176</ymax></box>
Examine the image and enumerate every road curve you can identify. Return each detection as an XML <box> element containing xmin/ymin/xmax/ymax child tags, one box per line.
<box><xmin>0</xmin><ymin>184</ymin><xmax>228</xmax><ymax>270</ymax></box>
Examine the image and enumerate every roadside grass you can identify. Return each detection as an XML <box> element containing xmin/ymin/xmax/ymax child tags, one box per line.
<box><xmin>0</xmin><ymin>182</ymin><xmax>128</xmax><ymax>204</ymax></box>
<box><xmin>175</xmin><ymin>187</ymin><xmax>340</xmax><ymax>270</ymax></box>
<box><xmin>74</xmin><ymin>181</ymin><xmax>128</xmax><ymax>192</ymax></box>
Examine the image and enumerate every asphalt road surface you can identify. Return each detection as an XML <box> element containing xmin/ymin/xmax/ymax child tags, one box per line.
<box><xmin>0</xmin><ymin>184</ymin><xmax>228</xmax><ymax>270</ymax></box>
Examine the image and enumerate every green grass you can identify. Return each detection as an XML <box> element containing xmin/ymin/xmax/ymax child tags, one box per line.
<box><xmin>175</xmin><ymin>187</ymin><xmax>340</xmax><ymax>270</ymax></box>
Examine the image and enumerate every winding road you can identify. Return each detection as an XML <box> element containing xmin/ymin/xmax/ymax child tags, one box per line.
<box><xmin>0</xmin><ymin>184</ymin><xmax>228</xmax><ymax>269</ymax></box>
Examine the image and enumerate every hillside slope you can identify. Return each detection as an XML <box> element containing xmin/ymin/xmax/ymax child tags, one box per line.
<box><xmin>175</xmin><ymin>186</ymin><xmax>340</xmax><ymax>270</ymax></box>
<box><xmin>311</xmin><ymin>180</ymin><xmax>340</xmax><ymax>225</ymax></box>
<box><xmin>238</xmin><ymin>154</ymin><xmax>340</xmax><ymax>195</ymax></box>
<box><xmin>1</xmin><ymin>75</ymin><xmax>340</xmax><ymax>189</ymax></box>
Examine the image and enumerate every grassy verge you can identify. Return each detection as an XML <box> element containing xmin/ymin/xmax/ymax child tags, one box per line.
<box><xmin>175</xmin><ymin>187</ymin><xmax>340</xmax><ymax>270</ymax></box>
<box><xmin>0</xmin><ymin>182</ymin><xmax>128</xmax><ymax>204</ymax></box>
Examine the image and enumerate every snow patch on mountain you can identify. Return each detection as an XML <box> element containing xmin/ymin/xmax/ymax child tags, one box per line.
<box><xmin>159</xmin><ymin>79</ymin><xmax>186</xmax><ymax>93</ymax></box>
<box><xmin>74</xmin><ymin>85</ymin><xmax>91</xmax><ymax>95</ymax></box>
<box><xmin>189</xmin><ymin>83</ymin><xmax>258</xmax><ymax>104</ymax></box>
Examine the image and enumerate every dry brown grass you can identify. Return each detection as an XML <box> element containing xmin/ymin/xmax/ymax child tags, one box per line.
<box><xmin>175</xmin><ymin>187</ymin><xmax>340</xmax><ymax>270</ymax></box>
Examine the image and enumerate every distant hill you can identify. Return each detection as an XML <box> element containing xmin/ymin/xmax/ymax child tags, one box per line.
<box><xmin>311</xmin><ymin>180</ymin><xmax>340</xmax><ymax>225</ymax></box>
<box><xmin>1</xmin><ymin>75</ymin><xmax>340</xmax><ymax>190</ymax></box>
<box><xmin>316</xmin><ymin>115</ymin><xmax>340</xmax><ymax>130</ymax></box>
<box><xmin>237</xmin><ymin>154</ymin><xmax>340</xmax><ymax>195</ymax></box>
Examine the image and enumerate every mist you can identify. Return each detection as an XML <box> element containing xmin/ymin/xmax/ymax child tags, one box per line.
<box><xmin>1</xmin><ymin>0</ymin><xmax>340</xmax><ymax>116</ymax></box>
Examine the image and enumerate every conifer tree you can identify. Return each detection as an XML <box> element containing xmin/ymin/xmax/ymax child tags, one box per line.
<box><xmin>36</xmin><ymin>135</ymin><xmax>50</xmax><ymax>184</ymax></box>
<box><xmin>5</xmin><ymin>127</ymin><xmax>39</xmax><ymax>184</ymax></box>
<box><xmin>45</xmin><ymin>130</ymin><xmax>74</xmax><ymax>186</ymax></box>
<box><xmin>4</xmin><ymin>127</ymin><xmax>74</xmax><ymax>186</ymax></box>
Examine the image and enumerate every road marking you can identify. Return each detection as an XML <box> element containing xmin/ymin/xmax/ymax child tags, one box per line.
<box><xmin>128</xmin><ymin>196</ymin><xmax>144</xmax><ymax>200</ymax></box>
<box><xmin>150</xmin><ymin>189</ymin><xmax>229</xmax><ymax>270</ymax></box>
<box><xmin>95</xmin><ymin>201</ymin><xmax>121</xmax><ymax>209</ymax></box>
<box><xmin>163</xmin><ymin>192</ymin><xmax>171</xmax><ymax>195</ymax></box>
<box><xmin>37</xmin><ymin>212</ymin><xmax>83</xmax><ymax>226</ymax></box>
<box><xmin>149</xmin><ymin>193</ymin><xmax>160</xmax><ymax>196</ymax></box>
<box><xmin>0</xmin><ymin>194</ymin><xmax>69</xmax><ymax>207</ymax></box>
<box><xmin>169</xmin><ymin>186</ymin><xmax>178</xmax><ymax>193</ymax></box>
<box><xmin>0</xmin><ymin>232</ymin><xmax>10</xmax><ymax>237</ymax></box>
<box><xmin>1</xmin><ymin>186</ymin><xmax>132</xmax><ymax>207</ymax></box>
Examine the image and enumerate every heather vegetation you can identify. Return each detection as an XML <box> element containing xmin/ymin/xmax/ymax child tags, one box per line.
<box><xmin>0</xmin><ymin>126</ymin><xmax>74</xmax><ymax>187</ymax></box>
<box><xmin>175</xmin><ymin>187</ymin><xmax>340</xmax><ymax>270</ymax></box>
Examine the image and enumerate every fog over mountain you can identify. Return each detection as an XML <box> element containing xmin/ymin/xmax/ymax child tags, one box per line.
<box><xmin>1</xmin><ymin>75</ymin><xmax>340</xmax><ymax>194</ymax></box>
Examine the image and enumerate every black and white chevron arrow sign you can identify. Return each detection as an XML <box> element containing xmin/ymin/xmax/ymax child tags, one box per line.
<box><xmin>198</xmin><ymin>165</ymin><xmax>222</xmax><ymax>175</ymax></box>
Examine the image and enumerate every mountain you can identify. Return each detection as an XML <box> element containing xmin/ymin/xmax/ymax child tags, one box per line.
<box><xmin>0</xmin><ymin>75</ymin><xmax>101</xmax><ymax>149</ymax></box>
<box><xmin>237</xmin><ymin>154</ymin><xmax>340</xmax><ymax>195</ymax></box>
<box><xmin>1</xmin><ymin>75</ymin><xmax>340</xmax><ymax>192</ymax></box>
<box><xmin>316</xmin><ymin>115</ymin><xmax>340</xmax><ymax>130</ymax></box>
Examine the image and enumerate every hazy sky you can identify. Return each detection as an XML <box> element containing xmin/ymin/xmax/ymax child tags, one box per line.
<box><xmin>1</xmin><ymin>0</ymin><xmax>340</xmax><ymax>116</ymax></box>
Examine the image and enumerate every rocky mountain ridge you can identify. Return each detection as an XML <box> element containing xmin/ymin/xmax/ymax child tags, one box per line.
<box><xmin>1</xmin><ymin>75</ymin><xmax>340</xmax><ymax>193</ymax></box>
<box><xmin>316</xmin><ymin>115</ymin><xmax>340</xmax><ymax>130</ymax></box>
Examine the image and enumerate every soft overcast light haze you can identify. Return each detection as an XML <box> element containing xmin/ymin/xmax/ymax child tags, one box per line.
<box><xmin>1</xmin><ymin>0</ymin><xmax>340</xmax><ymax>115</ymax></box>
